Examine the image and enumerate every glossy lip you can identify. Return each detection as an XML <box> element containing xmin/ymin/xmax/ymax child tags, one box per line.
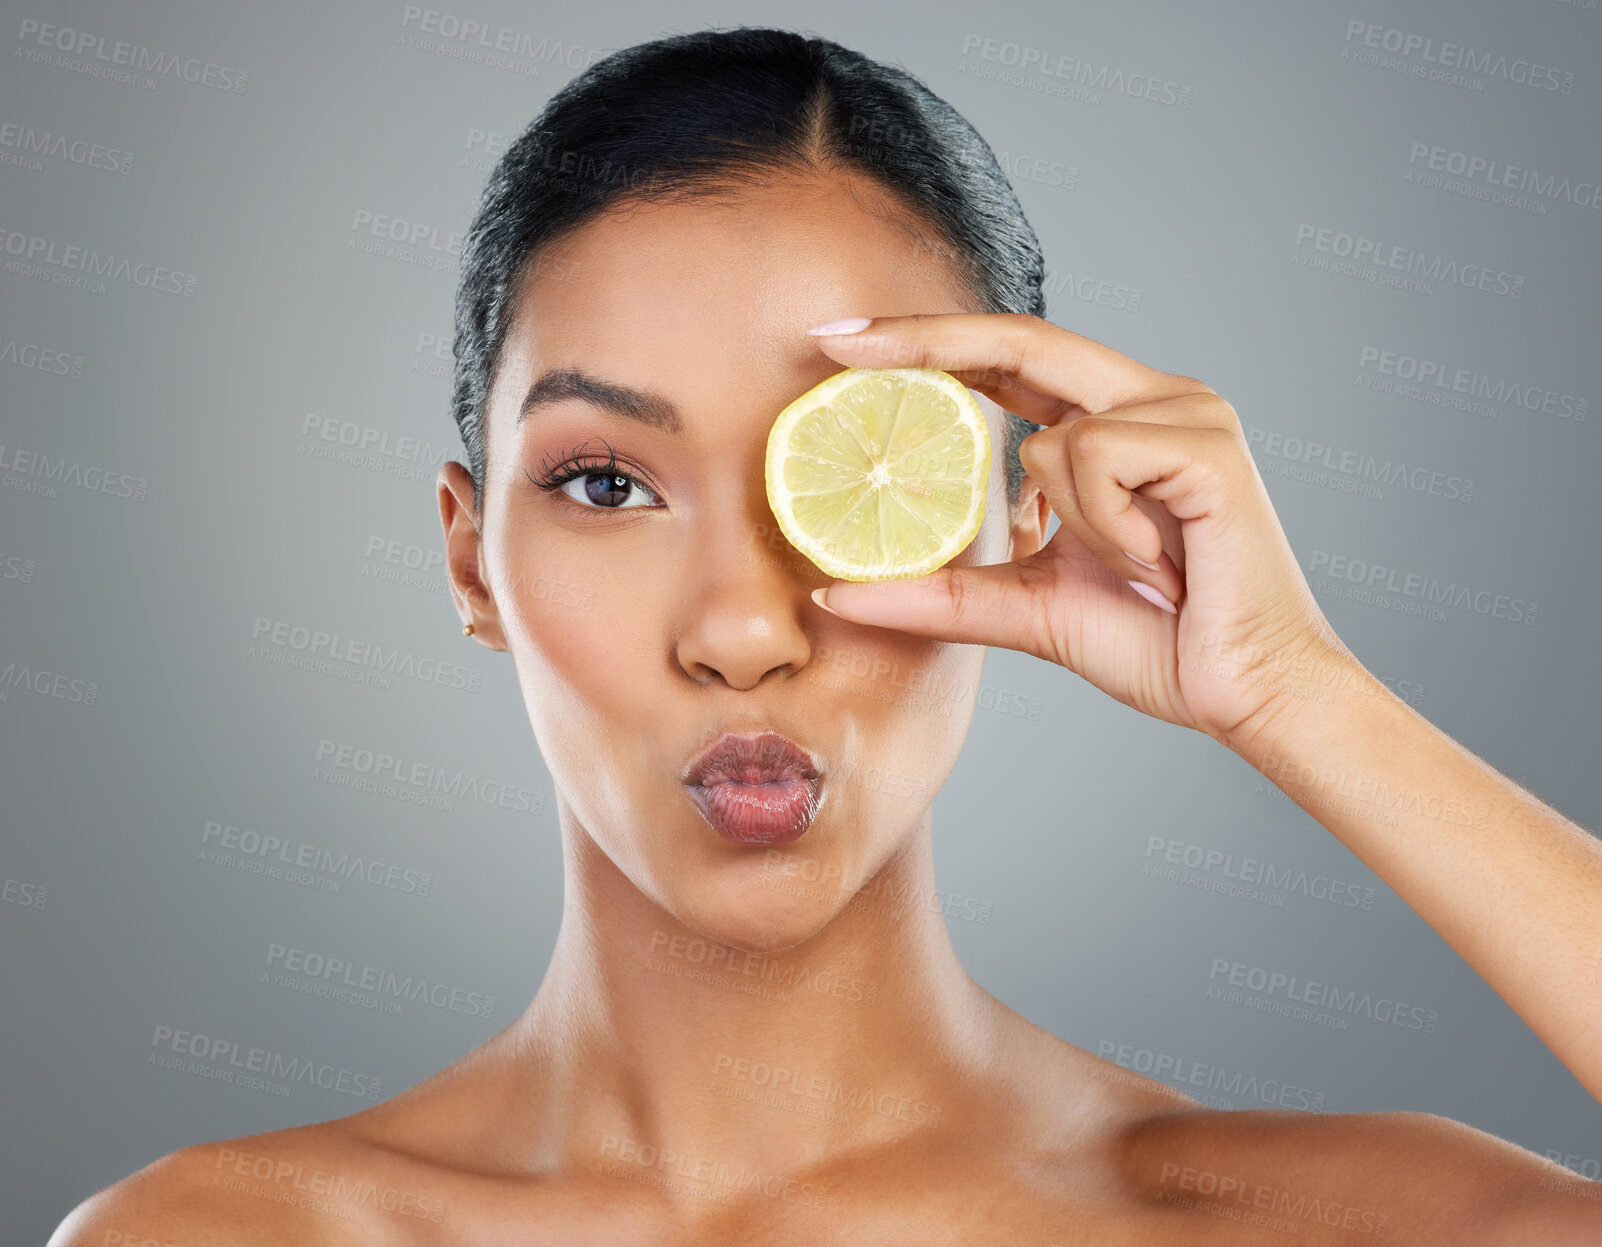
<box><xmin>682</xmin><ymin>731</ymin><xmax>825</xmax><ymax>846</ymax></box>
<box><xmin>683</xmin><ymin>730</ymin><xmax>822</xmax><ymax>787</ymax></box>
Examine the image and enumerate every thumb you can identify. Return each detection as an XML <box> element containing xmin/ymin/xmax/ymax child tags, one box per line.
<box><xmin>810</xmin><ymin>563</ymin><xmax>1038</xmax><ymax>652</ymax></box>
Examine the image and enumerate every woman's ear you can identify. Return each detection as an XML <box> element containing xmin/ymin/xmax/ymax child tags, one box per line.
<box><xmin>1008</xmin><ymin>475</ymin><xmax>1051</xmax><ymax>562</ymax></box>
<box><xmin>437</xmin><ymin>460</ymin><xmax>508</xmax><ymax>650</ymax></box>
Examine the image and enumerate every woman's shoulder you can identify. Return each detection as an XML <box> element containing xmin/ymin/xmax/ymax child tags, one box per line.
<box><xmin>48</xmin><ymin>1029</ymin><xmax>516</xmax><ymax>1245</ymax></box>
<box><xmin>46</xmin><ymin>1112</ymin><xmax>430</xmax><ymax>1247</ymax></box>
<box><xmin>1109</xmin><ymin>1099</ymin><xmax>1602</xmax><ymax>1244</ymax></box>
<box><xmin>1002</xmin><ymin>1021</ymin><xmax>1600</xmax><ymax>1243</ymax></box>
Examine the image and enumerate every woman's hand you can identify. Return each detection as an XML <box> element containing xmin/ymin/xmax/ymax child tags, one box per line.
<box><xmin>807</xmin><ymin>314</ymin><xmax>1602</xmax><ymax>1128</ymax></box>
<box><xmin>805</xmin><ymin>312</ymin><xmax>1356</xmax><ymax>750</ymax></box>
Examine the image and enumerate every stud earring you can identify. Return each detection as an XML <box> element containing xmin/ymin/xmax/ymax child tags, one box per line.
<box><xmin>462</xmin><ymin>622</ymin><xmax>475</xmax><ymax>636</ymax></box>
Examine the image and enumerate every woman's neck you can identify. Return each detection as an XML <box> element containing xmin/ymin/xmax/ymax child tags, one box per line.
<box><xmin>509</xmin><ymin>812</ymin><xmax>1002</xmax><ymax>1180</ymax></box>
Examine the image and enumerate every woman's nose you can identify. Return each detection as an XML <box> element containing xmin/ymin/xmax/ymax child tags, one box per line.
<box><xmin>673</xmin><ymin>515</ymin><xmax>819</xmax><ymax>690</ymax></box>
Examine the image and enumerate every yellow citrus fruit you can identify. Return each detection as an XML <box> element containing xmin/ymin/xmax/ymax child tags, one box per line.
<box><xmin>765</xmin><ymin>368</ymin><xmax>990</xmax><ymax>582</ymax></box>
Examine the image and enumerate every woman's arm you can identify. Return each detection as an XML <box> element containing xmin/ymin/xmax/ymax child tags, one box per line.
<box><xmin>1218</xmin><ymin>643</ymin><xmax>1602</xmax><ymax>1106</ymax></box>
<box><xmin>803</xmin><ymin>309</ymin><xmax>1602</xmax><ymax>1116</ymax></box>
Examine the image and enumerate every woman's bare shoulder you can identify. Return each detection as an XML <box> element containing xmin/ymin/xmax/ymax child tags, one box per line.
<box><xmin>47</xmin><ymin>1031</ymin><xmax>512</xmax><ymax>1246</ymax></box>
<box><xmin>46</xmin><ymin>1114</ymin><xmax>430</xmax><ymax>1247</ymax></box>
<box><xmin>1007</xmin><ymin>1025</ymin><xmax>1602</xmax><ymax>1244</ymax></box>
<box><xmin>1108</xmin><ymin>1095</ymin><xmax>1602</xmax><ymax>1244</ymax></box>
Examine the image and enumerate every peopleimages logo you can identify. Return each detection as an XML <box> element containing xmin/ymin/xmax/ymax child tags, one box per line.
<box><xmin>0</xmin><ymin>551</ymin><xmax>40</xmax><ymax>580</ymax></box>
<box><xmin>14</xmin><ymin>19</ymin><xmax>249</xmax><ymax>92</ymax></box>
<box><xmin>249</xmin><ymin>616</ymin><xmax>481</xmax><ymax>692</ymax></box>
<box><xmin>958</xmin><ymin>33</ymin><xmax>1193</xmax><ymax>108</ymax></box>
<box><xmin>0</xmin><ymin>442</ymin><xmax>146</xmax><ymax>500</ymax></box>
<box><xmin>1308</xmin><ymin>550</ymin><xmax>1539</xmax><ymax>625</ymax></box>
<box><xmin>399</xmin><ymin>7</ymin><xmax>607</xmax><ymax>65</ymax></box>
<box><xmin>0</xmin><ymin>658</ymin><xmax>97</xmax><ymax>706</ymax></box>
<box><xmin>0</xmin><ymin>337</ymin><xmax>86</xmax><ymax>378</ymax></box>
<box><xmin>598</xmin><ymin>1135</ymin><xmax>829</xmax><ymax>1208</ymax></box>
<box><xmin>1207</xmin><ymin>958</ymin><xmax>1439</xmax><ymax>1033</ymax></box>
<box><xmin>1293</xmin><ymin>223</ymin><xmax>1524</xmax><ymax>299</ymax></box>
<box><xmin>1</xmin><ymin>872</ymin><xmax>47</xmax><ymax>910</ymax></box>
<box><xmin>1095</xmin><ymin>1041</ymin><xmax>1328</xmax><ymax>1112</ymax></box>
<box><xmin>312</xmin><ymin>738</ymin><xmax>544</xmax><ymax>814</ymax></box>
<box><xmin>1357</xmin><ymin>346</ymin><xmax>1588</xmax><ymax>422</ymax></box>
<box><xmin>1042</xmin><ymin>267</ymin><xmax>1143</xmax><ymax>312</ymax></box>
<box><xmin>201</xmin><ymin>820</ymin><xmax>432</xmax><ymax>897</ymax></box>
<box><xmin>1342</xmin><ymin>21</ymin><xmax>1575</xmax><ymax>94</ymax></box>
<box><xmin>395</xmin><ymin>8</ymin><xmax>608</xmax><ymax>81</ymax></box>
<box><xmin>1247</xmin><ymin>427</ymin><xmax>1474</xmax><ymax>504</ymax></box>
<box><xmin>149</xmin><ymin>1023</ymin><xmax>381</xmax><ymax>1099</ymax></box>
<box><xmin>649</xmin><ymin>931</ymin><xmax>880</xmax><ymax>1005</ymax></box>
<box><xmin>346</xmin><ymin>209</ymin><xmax>465</xmax><ymax>274</ymax></box>
<box><xmin>711</xmin><ymin>1053</ymin><xmax>943</xmax><ymax>1126</ymax></box>
<box><xmin>300</xmin><ymin>413</ymin><xmax>451</xmax><ymax>463</ymax></box>
<box><xmin>0</xmin><ymin>225</ymin><xmax>199</xmax><ymax>296</ymax></box>
<box><xmin>1142</xmin><ymin>836</ymin><xmax>1377</xmax><ymax>910</ymax></box>
<box><xmin>0</xmin><ymin>121</ymin><xmax>134</xmax><ymax>174</ymax></box>
<box><xmin>264</xmin><ymin>943</ymin><xmax>496</xmax><ymax>1019</ymax></box>
<box><xmin>411</xmin><ymin>330</ymin><xmax>453</xmax><ymax>380</ymax></box>
<box><xmin>1155</xmin><ymin>1162</ymin><xmax>1390</xmax><ymax>1237</ymax></box>
<box><xmin>210</xmin><ymin>1147</ymin><xmax>447</xmax><ymax>1222</ymax></box>
<box><xmin>1406</xmin><ymin>142</ymin><xmax>1602</xmax><ymax>215</ymax></box>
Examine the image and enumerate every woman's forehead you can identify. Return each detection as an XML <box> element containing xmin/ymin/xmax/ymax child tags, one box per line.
<box><xmin>506</xmin><ymin>174</ymin><xmax>977</xmax><ymax>351</ymax></box>
<box><xmin>480</xmin><ymin>175</ymin><xmax>983</xmax><ymax>449</ymax></box>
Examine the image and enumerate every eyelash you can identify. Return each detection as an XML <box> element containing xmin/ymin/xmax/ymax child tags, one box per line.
<box><xmin>525</xmin><ymin>439</ymin><xmax>661</xmax><ymax>509</ymax></box>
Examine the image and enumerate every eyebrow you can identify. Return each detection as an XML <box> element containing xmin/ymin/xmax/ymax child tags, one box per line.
<box><xmin>517</xmin><ymin>367</ymin><xmax>683</xmax><ymax>435</ymax></box>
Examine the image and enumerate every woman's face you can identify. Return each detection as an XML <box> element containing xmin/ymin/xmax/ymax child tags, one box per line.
<box><xmin>439</xmin><ymin>171</ymin><xmax>1044</xmax><ymax>953</ymax></box>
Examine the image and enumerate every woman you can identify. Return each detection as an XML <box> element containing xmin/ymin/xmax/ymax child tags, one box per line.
<box><xmin>53</xmin><ymin>26</ymin><xmax>1602</xmax><ymax>1244</ymax></box>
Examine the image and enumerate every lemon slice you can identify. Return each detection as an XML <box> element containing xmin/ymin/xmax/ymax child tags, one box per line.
<box><xmin>765</xmin><ymin>368</ymin><xmax>990</xmax><ymax>582</ymax></box>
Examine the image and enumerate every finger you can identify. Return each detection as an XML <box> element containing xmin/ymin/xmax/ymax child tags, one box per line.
<box><xmin>1018</xmin><ymin>391</ymin><xmax>1238</xmax><ymax>581</ymax></box>
<box><xmin>1058</xmin><ymin>417</ymin><xmax>1243</xmax><ymax>601</ymax></box>
<box><xmin>809</xmin><ymin>313</ymin><xmax>1201</xmax><ymax>418</ymax></box>
<box><xmin>946</xmin><ymin>370</ymin><xmax>1085</xmax><ymax>426</ymax></box>
<box><xmin>813</xmin><ymin>562</ymin><xmax>1055</xmax><ymax>661</ymax></box>
<box><xmin>1018</xmin><ymin>423</ymin><xmax>1177</xmax><ymax>611</ymax></box>
<box><xmin>1134</xmin><ymin>494</ymin><xmax>1187</xmax><ymax>581</ymax></box>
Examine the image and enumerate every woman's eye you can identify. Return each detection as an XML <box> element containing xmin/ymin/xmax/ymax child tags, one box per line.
<box><xmin>558</xmin><ymin>470</ymin><xmax>659</xmax><ymax>510</ymax></box>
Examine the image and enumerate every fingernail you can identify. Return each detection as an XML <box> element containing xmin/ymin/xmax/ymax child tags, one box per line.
<box><xmin>806</xmin><ymin>317</ymin><xmax>872</xmax><ymax>336</ymax></box>
<box><xmin>811</xmin><ymin>587</ymin><xmax>842</xmax><ymax>616</ymax></box>
<box><xmin>1127</xmin><ymin>579</ymin><xmax>1177</xmax><ymax>614</ymax></box>
<box><xmin>1123</xmin><ymin>550</ymin><xmax>1160</xmax><ymax>571</ymax></box>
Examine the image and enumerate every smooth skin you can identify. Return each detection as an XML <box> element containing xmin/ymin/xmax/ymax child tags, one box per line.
<box><xmin>52</xmin><ymin>170</ymin><xmax>1602</xmax><ymax>1245</ymax></box>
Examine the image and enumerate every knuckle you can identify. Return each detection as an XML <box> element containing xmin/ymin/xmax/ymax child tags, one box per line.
<box><xmin>1065</xmin><ymin>415</ymin><xmax>1115</xmax><ymax>456</ymax></box>
<box><xmin>999</xmin><ymin>316</ymin><xmax>1038</xmax><ymax>372</ymax></box>
<box><xmin>944</xmin><ymin>568</ymin><xmax>975</xmax><ymax>622</ymax></box>
<box><xmin>1208</xmin><ymin>420</ymin><xmax>1248</xmax><ymax>455</ymax></box>
<box><xmin>997</xmin><ymin>341</ymin><xmax>1028</xmax><ymax>379</ymax></box>
<box><xmin>1169</xmin><ymin>372</ymin><xmax>1216</xmax><ymax>395</ymax></box>
<box><xmin>1202</xmin><ymin>424</ymin><xmax>1249</xmax><ymax>474</ymax></box>
<box><xmin>1204</xmin><ymin>391</ymin><xmax>1241</xmax><ymax>426</ymax></box>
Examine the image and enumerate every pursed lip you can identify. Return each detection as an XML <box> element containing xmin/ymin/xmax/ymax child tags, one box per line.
<box><xmin>682</xmin><ymin>730</ymin><xmax>823</xmax><ymax>788</ymax></box>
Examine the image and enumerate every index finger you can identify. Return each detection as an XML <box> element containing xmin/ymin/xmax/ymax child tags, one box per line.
<box><xmin>807</xmin><ymin>312</ymin><xmax>1199</xmax><ymax>419</ymax></box>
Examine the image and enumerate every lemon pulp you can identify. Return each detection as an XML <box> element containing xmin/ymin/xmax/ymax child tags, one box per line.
<box><xmin>765</xmin><ymin>368</ymin><xmax>990</xmax><ymax>582</ymax></box>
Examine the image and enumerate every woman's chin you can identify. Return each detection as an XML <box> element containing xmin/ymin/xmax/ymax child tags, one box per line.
<box><xmin>667</xmin><ymin>878</ymin><xmax>856</xmax><ymax>958</ymax></box>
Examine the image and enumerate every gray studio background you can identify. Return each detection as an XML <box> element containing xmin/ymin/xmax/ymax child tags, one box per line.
<box><xmin>3</xmin><ymin>0</ymin><xmax>1599</xmax><ymax>1234</ymax></box>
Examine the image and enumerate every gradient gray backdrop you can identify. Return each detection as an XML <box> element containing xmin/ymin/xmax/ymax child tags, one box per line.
<box><xmin>3</xmin><ymin>0</ymin><xmax>1599</xmax><ymax>1237</ymax></box>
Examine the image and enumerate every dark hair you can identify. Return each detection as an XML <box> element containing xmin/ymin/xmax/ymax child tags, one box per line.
<box><xmin>451</xmin><ymin>26</ymin><xmax>1046</xmax><ymax>516</ymax></box>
